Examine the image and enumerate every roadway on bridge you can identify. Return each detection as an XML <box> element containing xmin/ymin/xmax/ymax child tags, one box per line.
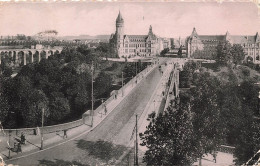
<box><xmin>7</xmin><ymin>59</ymin><xmax>166</xmax><ymax>165</ymax></box>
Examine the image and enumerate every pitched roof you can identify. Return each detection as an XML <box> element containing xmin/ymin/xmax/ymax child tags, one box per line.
<box><xmin>126</xmin><ymin>35</ymin><xmax>147</xmax><ymax>42</ymax></box>
<box><xmin>230</xmin><ymin>36</ymin><xmax>248</xmax><ymax>44</ymax></box>
<box><xmin>198</xmin><ymin>35</ymin><xmax>226</xmax><ymax>41</ymax></box>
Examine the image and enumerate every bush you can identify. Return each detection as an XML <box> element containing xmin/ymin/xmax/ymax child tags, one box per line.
<box><xmin>242</xmin><ymin>68</ymin><xmax>250</xmax><ymax>77</ymax></box>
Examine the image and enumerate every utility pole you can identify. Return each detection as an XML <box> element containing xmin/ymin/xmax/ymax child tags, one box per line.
<box><xmin>91</xmin><ymin>61</ymin><xmax>94</xmax><ymax>127</ymax></box>
<box><xmin>122</xmin><ymin>72</ymin><xmax>124</xmax><ymax>96</ymax></box>
<box><xmin>135</xmin><ymin>114</ymin><xmax>138</xmax><ymax>166</ymax></box>
<box><xmin>135</xmin><ymin>62</ymin><xmax>138</xmax><ymax>84</ymax></box>
<box><xmin>40</xmin><ymin>108</ymin><xmax>44</xmax><ymax>150</ymax></box>
<box><xmin>8</xmin><ymin>130</ymin><xmax>11</xmax><ymax>158</ymax></box>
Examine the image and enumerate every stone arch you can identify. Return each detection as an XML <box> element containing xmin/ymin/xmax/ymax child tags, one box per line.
<box><xmin>17</xmin><ymin>51</ymin><xmax>26</xmax><ymax>66</ymax></box>
<box><xmin>27</xmin><ymin>51</ymin><xmax>34</xmax><ymax>63</ymax></box>
<box><xmin>8</xmin><ymin>51</ymin><xmax>13</xmax><ymax>60</ymax></box>
<box><xmin>0</xmin><ymin>51</ymin><xmax>5</xmax><ymax>64</ymax></box>
<box><xmin>56</xmin><ymin>50</ymin><xmax>60</xmax><ymax>54</ymax></box>
<box><xmin>13</xmin><ymin>51</ymin><xmax>18</xmax><ymax>63</ymax></box>
<box><xmin>48</xmin><ymin>50</ymin><xmax>54</xmax><ymax>56</ymax></box>
<box><xmin>34</xmin><ymin>51</ymin><xmax>40</xmax><ymax>63</ymax></box>
<box><xmin>40</xmin><ymin>50</ymin><xmax>47</xmax><ymax>60</ymax></box>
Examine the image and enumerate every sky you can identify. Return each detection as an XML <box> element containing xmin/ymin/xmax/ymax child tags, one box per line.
<box><xmin>0</xmin><ymin>2</ymin><xmax>259</xmax><ymax>38</ymax></box>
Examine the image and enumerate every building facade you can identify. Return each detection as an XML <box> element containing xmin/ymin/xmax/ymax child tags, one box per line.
<box><xmin>186</xmin><ymin>28</ymin><xmax>260</xmax><ymax>63</ymax></box>
<box><xmin>110</xmin><ymin>12</ymin><xmax>168</xmax><ymax>58</ymax></box>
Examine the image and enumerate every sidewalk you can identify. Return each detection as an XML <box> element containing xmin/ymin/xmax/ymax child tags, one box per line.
<box><xmin>193</xmin><ymin>152</ymin><xmax>234</xmax><ymax>166</ymax></box>
<box><xmin>115</xmin><ymin>59</ymin><xmax>175</xmax><ymax>164</ymax></box>
<box><xmin>0</xmin><ymin>60</ymin><xmax>160</xmax><ymax>162</ymax></box>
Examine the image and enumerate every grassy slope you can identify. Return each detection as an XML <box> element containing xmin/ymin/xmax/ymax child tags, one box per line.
<box><xmin>201</xmin><ymin>63</ymin><xmax>260</xmax><ymax>84</ymax></box>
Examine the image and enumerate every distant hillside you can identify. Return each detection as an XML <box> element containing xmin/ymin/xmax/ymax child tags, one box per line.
<box><xmin>58</xmin><ymin>35</ymin><xmax>110</xmax><ymax>41</ymax></box>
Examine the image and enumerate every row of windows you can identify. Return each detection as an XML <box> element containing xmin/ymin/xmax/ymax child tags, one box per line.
<box><xmin>125</xmin><ymin>44</ymin><xmax>151</xmax><ymax>48</ymax></box>
<box><xmin>125</xmin><ymin>49</ymin><xmax>151</xmax><ymax>53</ymax></box>
<box><xmin>129</xmin><ymin>39</ymin><xmax>146</xmax><ymax>42</ymax></box>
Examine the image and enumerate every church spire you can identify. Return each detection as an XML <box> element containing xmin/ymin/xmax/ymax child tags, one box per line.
<box><xmin>256</xmin><ymin>32</ymin><xmax>260</xmax><ymax>42</ymax></box>
<box><xmin>225</xmin><ymin>30</ymin><xmax>232</xmax><ymax>42</ymax></box>
<box><xmin>148</xmin><ymin>25</ymin><xmax>153</xmax><ymax>35</ymax></box>
<box><xmin>191</xmin><ymin>27</ymin><xmax>198</xmax><ymax>38</ymax></box>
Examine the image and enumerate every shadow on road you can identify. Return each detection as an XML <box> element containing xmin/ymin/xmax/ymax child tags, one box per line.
<box><xmin>38</xmin><ymin>159</ymin><xmax>88</xmax><ymax>166</ymax></box>
<box><xmin>75</xmin><ymin>139</ymin><xmax>127</xmax><ymax>164</ymax></box>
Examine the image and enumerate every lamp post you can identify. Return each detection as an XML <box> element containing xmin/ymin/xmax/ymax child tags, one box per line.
<box><xmin>122</xmin><ymin>72</ymin><xmax>124</xmax><ymax>97</ymax></box>
<box><xmin>258</xmin><ymin>91</ymin><xmax>260</xmax><ymax>115</ymax></box>
<box><xmin>153</xmin><ymin>100</ymin><xmax>156</xmax><ymax>112</ymax></box>
<box><xmin>40</xmin><ymin>108</ymin><xmax>44</xmax><ymax>150</ymax></box>
<box><xmin>135</xmin><ymin>114</ymin><xmax>138</xmax><ymax>166</ymax></box>
<box><xmin>91</xmin><ymin>61</ymin><xmax>94</xmax><ymax>127</ymax></box>
<box><xmin>8</xmin><ymin>130</ymin><xmax>11</xmax><ymax>159</ymax></box>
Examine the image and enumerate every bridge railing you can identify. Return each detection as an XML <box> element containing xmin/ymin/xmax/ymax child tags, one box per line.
<box><xmin>1</xmin><ymin>119</ymin><xmax>84</xmax><ymax>136</ymax></box>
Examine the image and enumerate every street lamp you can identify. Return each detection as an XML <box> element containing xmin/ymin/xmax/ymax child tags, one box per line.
<box><xmin>91</xmin><ymin>61</ymin><xmax>94</xmax><ymax>127</ymax></box>
<box><xmin>153</xmin><ymin>100</ymin><xmax>156</xmax><ymax>112</ymax></box>
<box><xmin>258</xmin><ymin>91</ymin><xmax>260</xmax><ymax>115</ymax></box>
<box><xmin>122</xmin><ymin>72</ymin><xmax>124</xmax><ymax>97</ymax></box>
<box><xmin>40</xmin><ymin>108</ymin><xmax>44</xmax><ymax>150</ymax></box>
<box><xmin>8</xmin><ymin>130</ymin><xmax>11</xmax><ymax>159</ymax></box>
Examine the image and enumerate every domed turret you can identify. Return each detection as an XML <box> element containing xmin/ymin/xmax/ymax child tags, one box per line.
<box><xmin>116</xmin><ymin>11</ymin><xmax>124</xmax><ymax>36</ymax></box>
<box><xmin>116</xmin><ymin>11</ymin><xmax>124</xmax><ymax>23</ymax></box>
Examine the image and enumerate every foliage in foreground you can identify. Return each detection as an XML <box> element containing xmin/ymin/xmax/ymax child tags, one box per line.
<box><xmin>140</xmin><ymin>62</ymin><xmax>260</xmax><ymax>165</ymax></box>
<box><xmin>140</xmin><ymin>99</ymin><xmax>197</xmax><ymax>165</ymax></box>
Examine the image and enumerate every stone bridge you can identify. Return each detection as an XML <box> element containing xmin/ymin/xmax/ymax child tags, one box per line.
<box><xmin>163</xmin><ymin>62</ymin><xmax>180</xmax><ymax>111</ymax></box>
<box><xmin>0</xmin><ymin>48</ymin><xmax>63</xmax><ymax>66</ymax></box>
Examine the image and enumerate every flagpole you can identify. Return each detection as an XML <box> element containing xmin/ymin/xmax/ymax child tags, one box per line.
<box><xmin>135</xmin><ymin>114</ymin><xmax>138</xmax><ymax>166</ymax></box>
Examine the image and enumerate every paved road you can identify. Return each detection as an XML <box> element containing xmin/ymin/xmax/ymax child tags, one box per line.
<box><xmin>7</xmin><ymin>60</ymin><xmax>164</xmax><ymax>166</ymax></box>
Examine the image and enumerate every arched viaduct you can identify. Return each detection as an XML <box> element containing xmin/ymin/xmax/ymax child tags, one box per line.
<box><xmin>0</xmin><ymin>48</ymin><xmax>62</xmax><ymax>66</ymax></box>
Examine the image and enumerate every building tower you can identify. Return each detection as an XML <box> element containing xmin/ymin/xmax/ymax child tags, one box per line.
<box><xmin>148</xmin><ymin>25</ymin><xmax>153</xmax><ymax>36</ymax></box>
<box><xmin>116</xmin><ymin>11</ymin><xmax>124</xmax><ymax>56</ymax></box>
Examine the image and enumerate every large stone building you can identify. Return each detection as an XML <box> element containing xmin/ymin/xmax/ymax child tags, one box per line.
<box><xmin>110</xmin><ymin>12</ymin><xmax>168</xmax><ymax>58</ymax></box>
<box><xmin>187</xmin><ymin>27</ymin><xmax>260</xmax><ymax>63</ymax></box>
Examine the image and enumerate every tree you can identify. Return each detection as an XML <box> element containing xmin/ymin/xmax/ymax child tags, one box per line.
<box><xmin>96</xmin><ymin>42</ymin><xmax>118</xmax><ymax>58</ymax></box>
<box><xmin>179</xmin><ymin>61</ymin><xmax>198</xmax><ymax>88</ymax></box>
<box><xmin>231</xmin><ymin>44</ymin><xmax>245</xmax><ymax>66</ymax></box>
<box><xmin>178</xmin><ymin>46</ymin><xmax>183</xmax><ymax>58</ymax></box>
<box><xmin>94</xmin><ymin>71</ymin><xmax>112</xmax><ymax>98</ymax></box>
<box><xmin>48</xmin><ymin>92</ymin><xmax>70</xmax><ymax>124</ymax></box>
<box><xmin>190</xmin><ymin>72</ymin><xmax>225</xmax><ymax>154</ymax></box>
<box><xmin>139</xmin><ymin>100</ymin><xmax>197</xmax><ymax>165</ymax></box>
<box><xmin>233</xmin><ymin>120</ymin><xmax>260</xmax><ymax>165</ymax></box>
<box><xmin>215</xmin><ymin>41</ymin><xmax>232</xmax><ymax>66</ymax></box>
<box><xmin>16</xmin><ymin>34</ymin><xmax>26</xmax><ymax>40</ymax></box>
<box><xmin>160</xmin><ymin>48</ymin><xmax>169</xmax><ymax>57</ymax></box>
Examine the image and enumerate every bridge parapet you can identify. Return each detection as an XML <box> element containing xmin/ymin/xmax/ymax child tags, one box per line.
<box><xmin>164</xmin><ymin>63</ymin><xmax>180</xmax><ymax>111</ymax></box>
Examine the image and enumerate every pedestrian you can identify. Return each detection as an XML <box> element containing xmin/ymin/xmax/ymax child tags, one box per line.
<box><xmin>0</xmin><ymin>121</ymin><xmax>5</xmax><ymax>136</ymax></box>
<box><xmin>104</xmin><ymin>105</ymin><xmax>107</xmax><ymax>115</ymax></box>
<box><xmin>37</xmin><ymin>126</ymin><xmax>40</xmax><ymax>136</ymax></box>
<box><xmin>21</xmin><ymin>132</ymin><xmax>26</xmax><ymax>144</ymax></box>
<box><xmin>162</xmin><ymin>91</ymin><xmax>165</xmax><ymax>96</ymax></box>
<box><xmin>17</xmin><ymin>142</ymin><xmax>22</xmax><ymax>153</ymax></box>
<box><xmin>213</xmin><ymin>151</ymin><xmax>217</xmax><ymax>163</ymax></box>
<box><xmin>63</xmin><ymin>129</ymin><xmax>68</xmax><ymax>139</ymax></box>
